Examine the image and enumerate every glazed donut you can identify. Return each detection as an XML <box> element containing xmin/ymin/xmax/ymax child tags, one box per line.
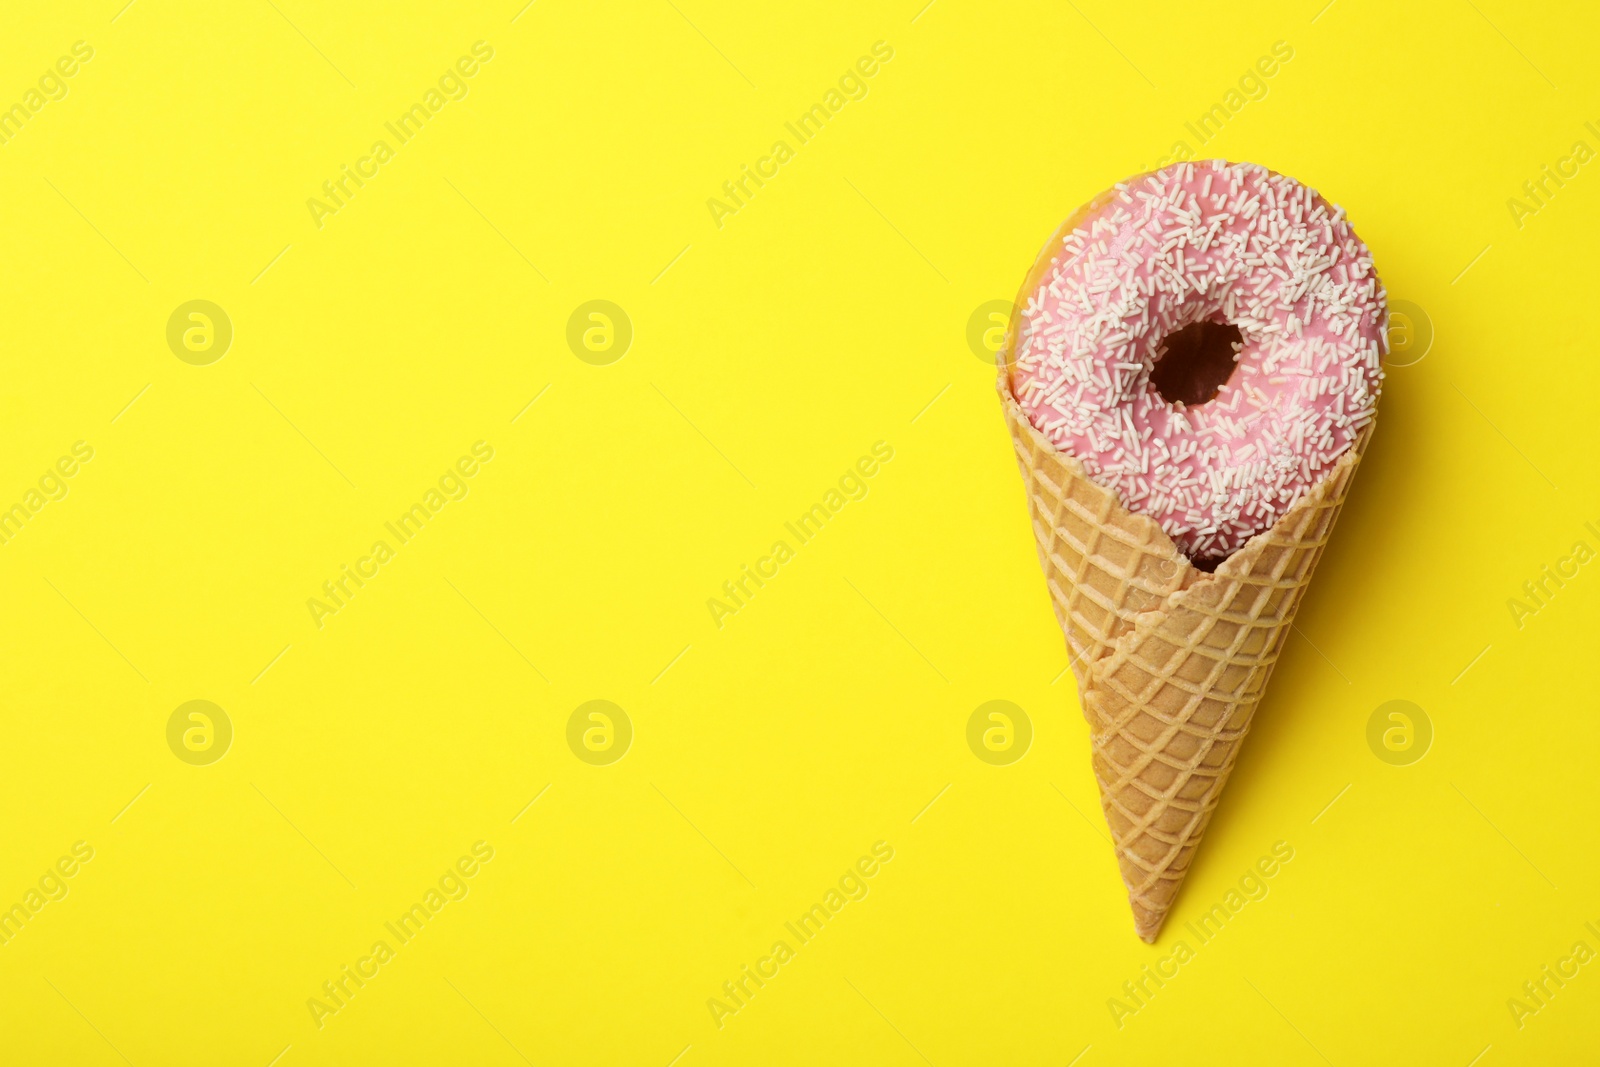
<box><xmin>1009</xmin><ymin>160</ymin><xmax>1386</xmax><ymax>564</ymax></box>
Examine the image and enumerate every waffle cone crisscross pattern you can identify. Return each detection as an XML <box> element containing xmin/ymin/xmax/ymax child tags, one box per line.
<box><xmin>999</xmin><ymin>374</ymin><xmax>1372</xmax><ymax>942</ymax></box>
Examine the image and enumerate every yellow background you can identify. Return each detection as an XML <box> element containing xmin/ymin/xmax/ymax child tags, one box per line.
<box><xmin>1</xmin><ymin>0</ymin><xmax>1596</xmax><ymax>1063</ymax></box>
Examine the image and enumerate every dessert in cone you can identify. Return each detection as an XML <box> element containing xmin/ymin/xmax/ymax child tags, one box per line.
<box><xmin>997</xmin><ymin>163</ymin><xmax>1384</xmax><ymax>941</ymax></box>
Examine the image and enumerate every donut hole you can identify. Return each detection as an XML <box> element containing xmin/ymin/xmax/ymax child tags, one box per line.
<box><xmin>1151</xmin><ymin>321</ymin><xmax>1243</xmax><ymax>407</ymax></box>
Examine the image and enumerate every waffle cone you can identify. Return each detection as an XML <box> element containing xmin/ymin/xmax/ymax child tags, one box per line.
<box><xmin>998</xmin><ymin>367</ymin><xmax>1372</xmax><ymax>942</ymax></box>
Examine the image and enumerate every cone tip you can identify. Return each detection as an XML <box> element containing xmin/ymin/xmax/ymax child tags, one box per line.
<box><xmin>1134</xmin><ymin>913</ymin><xmax>1167</xmax><ymax>944</ymax></box>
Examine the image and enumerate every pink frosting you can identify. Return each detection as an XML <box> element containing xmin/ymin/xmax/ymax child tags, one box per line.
<box><xmin>1011</xmin><ymin>161</ymin><xmax>1386</xmax><ymax>561</ymax></box>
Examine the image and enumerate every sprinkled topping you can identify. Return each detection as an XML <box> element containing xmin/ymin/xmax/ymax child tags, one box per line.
<box><xmin>1012</xmin><ymin>161</ymin><xmax>1386</xmax><ymax>560</ymax></box>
